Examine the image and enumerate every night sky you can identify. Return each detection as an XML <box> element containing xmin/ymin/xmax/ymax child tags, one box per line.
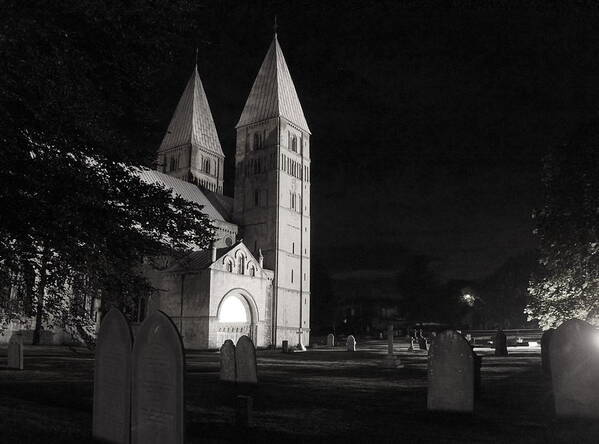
<box><xmin>149</xmin><ymin>2</ymin><xmax>599</xmax><ymax>281</ymax></box>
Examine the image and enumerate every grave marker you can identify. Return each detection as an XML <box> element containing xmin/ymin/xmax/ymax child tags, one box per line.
<box><xmin>382</xmin><ymin>325</ymin><xmax>403</xmax><ymax>368</ymax></box>
<box><xmin>7</xmin><ymin>333</ymin><xmax>24</xmax><ymax>370</ymax></box>
<box><xmin>346</xmin><ymin>335</ymin><xmax>356</xmax><ymax>352</ymax></box>
<box><xmin>550</xmin><ymin>319</ymin><xmax>599</xmax><ymax>418</ymax></box>
<box><xmin>131</xmin><ymin>311</ymin><xmax>185</xmax><ymax>444</ymax></box>
<box><xmin>541</xmin><ymin>329</ymin><xmax>555</xmax><ymax>376</ymax></box>
<box><xmin>236</xmin><ymin>335</ymin><xmax>258</xmax><ymax>384</ymax></box>
<box><xmin>220</xmin><ymin>339</ymin><xmax>236</xmax><ymax>382</ymax></box>
<box><xmin>93</xmin><ymin>309</ymin><xmax>133</xmax><ymax>444</ymax></box>
<box><xmin>282</xmin><ymin>340</ymin><xmax>289</xmax><ymax>353</ymax></box>
<box><xmin>326</xmin><ymin>333</ymin><xmax>335</xmax><ymax>347</ymax></box>
<box><xmin>427</xmin><ymin>330</ymin><xmax>475</xmax><ymax>412</ymax></box>
<box><xmin>494</xmin><ymin>329</ymin><xmax>508</xmax><ymax>356</ymax></box>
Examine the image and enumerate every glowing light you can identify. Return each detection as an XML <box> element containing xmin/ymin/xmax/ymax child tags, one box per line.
<box><xmin>592</xmin><ymin>330</ymin><xmax>599</xmax><ymax>349</ymax></box>
<box><xmin>462</xmin><ymin>293</ymin><xmax>475</xmax><ymax>307</ymax></box>
<box><xmin>219</xmin><ymin>295</ymin><xmax>248</xmax><ymax>322</ymax></box>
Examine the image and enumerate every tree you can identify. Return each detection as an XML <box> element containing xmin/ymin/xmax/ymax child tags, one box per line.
<box><xmin>0</xmin><ymin>1</ymin><xmax>217</xmax><ymax>344</ymax></box>
<box><xmin>526</xmin><ymin>122</ymin><xmax>599</xmax><ymax>329</ymax></box>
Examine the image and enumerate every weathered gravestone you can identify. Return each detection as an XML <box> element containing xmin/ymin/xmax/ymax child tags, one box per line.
<box><xmin>93</xmin><ymin>309</ymin><xmax>133</xmax><ymax>444</ymax></box>
<box><xmin>236</xmin><ymin>335</ymin><xmax>258</xmax><ymax>384</ymax></box>
<box><xmin>220</xmin><ymin>339</ymin><xmax>236</xmax><ymax>382</ymax></box>
<box><xmin>382</xmin><ymin>325</ymin><xmax>403</xmax><ymax>368</ymax></box>
<box><xmin>132</xmin><ymin>311</ymin><xmax>185</xmax><ymax>444</ymax></box>
<box><xmin>346</xmin><ymin>335</ymin><xmax>356</xmax><ymax>352</ymax></box>
<box><xmin>7</xmin><ymin>333</ymin><xmax>24</xmax><ymax>370</ymax></box>
<box><xmin>418</xmin><ymin>329</ymin><xmax>428</xmax><ymax>351</ymax></box>
<box><xmin>550</xmin><ymin>319</ymin><xmax>599</xmax><ymax>418</ymax></box>
<box><xmin>494</xmin><ymin>329</ymin><xmax>508</xmax><ymax>357</ymax></box>
<box><xmin>541</xmin><ymin>329</ymin><xmax>555</xmax><ymax>376</ymax></box>
<box><xmin>282</xmin><ymin>340</ymin><xmax>289</xmax><ymax>353</ymax></box>
<box><xmin>427</xmin><ymin>330</ymin><xmax>475</xmax><ymax>412</ymax></box>
<box><xmin>326</xmin><ymin>333</ymin><xmax>335</xmax><ymax>347</ymax></box>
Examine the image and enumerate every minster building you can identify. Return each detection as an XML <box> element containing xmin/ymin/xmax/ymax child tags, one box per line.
<box><xmin>142</xmin><ymin>34</ymin><xmax>312</xmax><ymax>349</ymax></box>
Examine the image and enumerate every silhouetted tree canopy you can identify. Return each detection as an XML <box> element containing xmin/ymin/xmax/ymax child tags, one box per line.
<box><xmin>526</xmin><ymin>121</ymin><xmax>599</xmax><ymax>328</ymax></box>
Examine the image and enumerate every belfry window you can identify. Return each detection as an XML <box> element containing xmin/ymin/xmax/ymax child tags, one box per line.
<box><xmin>291</xmin><ymin>135</ymin><xmax>298</xmax><ymax>152</ymax></box>
<box><xmin>169</xmin><ymin>157</ymin><xmax>176</xmax><ymax>171</ymax></box>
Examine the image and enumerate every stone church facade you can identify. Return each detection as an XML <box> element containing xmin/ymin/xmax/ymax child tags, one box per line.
<box><xmin>142</xmin><ymin>35</ymin><xmax>311</xmax><ymax>349</ymax></box>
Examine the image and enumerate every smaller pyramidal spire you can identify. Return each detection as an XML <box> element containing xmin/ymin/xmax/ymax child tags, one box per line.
<box><xmin>158</xmin><ymin>65</ymin><xmax>223</xmax><ymax>156</ymax></box>
<box><xmin>236</xmin><ymin>34</ymin><xmax>310</xmax><ymax>133</ymax></box>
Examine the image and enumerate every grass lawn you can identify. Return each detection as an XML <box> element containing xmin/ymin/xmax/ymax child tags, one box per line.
<box><xmin>1</xmin><ymin>339</ymin><xmax>598</xmax><ymax>443</ymax></box>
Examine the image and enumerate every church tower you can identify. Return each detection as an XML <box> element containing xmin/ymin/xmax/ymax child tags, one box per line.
<box><xmin>234</xmin><ymin>35</ymin><xmax>311</xmax><ymax>347</ymax></box>
<box><xmin>157</xmin><ymin>66</ymin><xmax>225</xmax><ymax>194</ymax></box>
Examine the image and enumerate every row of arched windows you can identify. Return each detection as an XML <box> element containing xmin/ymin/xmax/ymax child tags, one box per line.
<box><xmin>281</xmin><ymin>154</ymin><xmax>309</xmax><ymax>182</ymax></box>
<box><xmin>223</xmin><ymin>252</ymin><xmax>257</xmax><ymax>277</ymax></box>
<box><xmin>200</xmin><ymin>157</ymin><xmax>219</xmax><ymax>177</ymax></box>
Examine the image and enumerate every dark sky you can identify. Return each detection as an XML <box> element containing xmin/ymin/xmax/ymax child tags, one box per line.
<box><xmin>150</xmin><ymin>1</ymin><xmax>599</xmax><ymax>281</ymax></box>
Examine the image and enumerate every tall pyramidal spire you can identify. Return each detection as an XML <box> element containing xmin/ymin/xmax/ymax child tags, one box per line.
<box><xmin>236</xmin><ymin>35</ymin><xmax>310</xmax><ymax>133</ymax></box>
<box><xmin>159</xmin><ymin>66</ymin><xmax>223</xmax><ymax>156</ymax></box>
<box><xmin>157</xmin><ymin>65</ymin><xmax>225</xmax><ymax>193</ymax></box>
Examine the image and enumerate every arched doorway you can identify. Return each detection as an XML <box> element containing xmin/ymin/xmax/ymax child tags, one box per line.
<box><xmin>216</xmin><ymin>292</ymin><xmax>256</xmax><ymax>345</ymax></box>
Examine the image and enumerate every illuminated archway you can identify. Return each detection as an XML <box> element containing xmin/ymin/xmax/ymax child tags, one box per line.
<box><xmin>218</xmin><ymin>294</ymin><xmax>249</xmax><ymax>323</ymax></box>
<box><xmin>216</xmin><ymin>290</ymin><xmax>258</xmax><ymax>345</ymax></box>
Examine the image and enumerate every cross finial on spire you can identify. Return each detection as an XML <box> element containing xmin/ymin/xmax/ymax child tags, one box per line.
<box><xmin>273</xmin><ymin>15</ymin><xmax>278</xmax><ymax>37</ymax></box>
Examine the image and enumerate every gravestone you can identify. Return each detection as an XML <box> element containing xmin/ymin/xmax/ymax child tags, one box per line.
<box><xmin>382</xmin><ymin>325</ymin><xmax>403</xmax><ymax>368</ymax></box>
<box><xmin>93</xmin><ymin>309</ymin><xmax>133</xmax><ymax>444</ymax></box>
<box><xmin>550</xmin><ymin>319</ymin><xmax>599</xmax><ymax>418</ymax></box>
<box><xmin>7</xmin><ymin>334</ymin><xmax>24</xmax><ymax>370</ymax></box>
<box><xmin>494</xmin><ymin>330</ymin><xmax>508</xmax><ymax>356</ymax></box>
<box><xmin>132</xmin><ymin>311</ymin><xmax>185</xmax><ymax>444</ymax></box>
<box><xmin>236</xmin><ymin>335</ymin><xmax>258</xmax><ymax>384</ymax></box>
<box><xmin>346</xmin><ymin>335</ymin><xmax>356</xmax><ymax>352</ymax></box>
<box><xmin>220</xmin><ymin>339</ymin><xmax>236</xmax><ymax>382</ymax></box>
<box><xmin>541</xmin><ymin>329</ymin><xmax>555</xmax><ymax>376</ymax></box>
<box><xmin>417</xmin><ymin>330</ymin><xmax>428</xmax><ymax>351</ymax></box>
<box><xmin>282</xmin><ymin>340</ymin><xmax>289</xmax><ymax>353</ymax></box>
<box><xmin>326</xmin><ymin>333</ymin><xmax>335</xmax><ymax>347</ymax></box>
<box><xmin>427</xmin><ymin>330</ymin><xmax>475</xmax><ymax>412</ymax></box>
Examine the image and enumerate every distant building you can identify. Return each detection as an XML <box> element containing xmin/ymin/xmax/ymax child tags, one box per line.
<box><xmin>143</xmin><ymin>34</ymin><xmax>311</xmax><ymax>349</ymax></box>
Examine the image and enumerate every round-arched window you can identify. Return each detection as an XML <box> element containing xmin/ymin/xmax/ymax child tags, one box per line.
<box><xmin>218</xmin><ymin>295</ymin><xmax>249</xmax><ymax>322</ymax></box>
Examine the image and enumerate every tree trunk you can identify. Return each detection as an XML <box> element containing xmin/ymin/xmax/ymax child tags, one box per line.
<box><xmin>32</xmin><ymin>260</ymin><xmax>48</xmax><ymax>345</ymax></box>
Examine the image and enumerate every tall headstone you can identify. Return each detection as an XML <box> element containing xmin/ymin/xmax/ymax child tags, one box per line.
<box><xmin>550</xmin><ymin>319</ymin><xmax>599</xmax><ymax>418</ymax></box>
<box><xmin>494</xmin><ymin>329</ymin><xmax>508</xmax><ymax>356</ymax></box>
<box><xmin>417</xmin><ymin>329</ymin><xmax>428</xmax><ymax>351</ymax></box>
<box><xmin>382</xmin><ymin>325</ymin><xmax>403</xmax><ymax>368</ymax></box>
<box><xmin>326</xmin><ymin>333</ymin><xmax>335</xmax><ymax>347</ymax></box>
<box><xmin>220</xmin><ymin>339</ymin><xmax>236</xmax><ymax>382</ymax></box>
<box><xmin>541</xmin><ymin>329</ymin><xmax>555</xmax><ymax>376</ymax></box>
<box><xmin>346</xmin><ymin>335</ymin><xmax>356</xmax><ymax>352</ymax></box>
<box><xmin>282</xmin><ymin>340</ymin><xmax>289</xmax><ymax>353</ymax></box>
<box><xmin>236</xmin><ymin>335</ymin><xmax>258</xmax><ymax>384</ymax></box>
<box><xmin>93</xmin><ymin>309</ymin><xmax>133</xmax><ymax>444</ymax></box>
<box><xmin>7</xmin><ymin>333</ymin><xmax>24</xmax><ymax>370</ymax></box>
<box><xmin>132</xmin><ymin>311</ymin><xmax>185</xmax><ymax>444</ymax></box>
<box><xmin>428</xmin><ymin>330</ymin><xmax>475</xmax><ymax>412</ymax></box>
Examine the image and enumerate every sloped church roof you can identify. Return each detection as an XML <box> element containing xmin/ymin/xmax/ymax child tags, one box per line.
<box><xmin>158</xmin><ymin>66</ymin><xmax>224</xmax><ymax>156</ymax></box>
<box><xmin>236</xmin><ymin>35</ymin><xmax>310</xmax><ymax>133</ymax></box>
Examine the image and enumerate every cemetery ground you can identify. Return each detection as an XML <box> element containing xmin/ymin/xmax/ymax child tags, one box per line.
<box><xmin>2</xmin><ymin>341</ymin><xmax>599</xmax><ymax>443</ymax></box>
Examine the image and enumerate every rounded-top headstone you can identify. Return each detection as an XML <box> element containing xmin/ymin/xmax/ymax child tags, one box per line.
<box><xmin>541</xmin><ymin>328</ymin><xmax>555</xmax><ymax>376</ymax></box>
<box><xmin>8</xmin><ymin>333</ymin><xmax>24</xmax><ymax>370</ymax></box>
<box><xmin>346</xmin><ymin>335</ymin><xmax>356</xmax><ymax>352</ymax></box>
<box><xmin>236</xmin><ymin>335</ymin><xmax>258</xmax><ymax>384</ymax></box>
<box><xmin>220</xmin><ymin>339</ymin><xmax>236</xmax><ymax>382</ymax></box>
<box><xmin>327</xmin><ymin>333</ymin><xmax>335</xmax><ymax>347</ymax></box>
<box><xmin>132</xmin><ymin>310</ymin><xmax>185</xmax><ymax>444</ymax></box>
<box><xmin>550</xmin><ymin>319</ymin><xmax>599</xmax><ymax>418</ymax></box>
<box><xmin>93</xmin><ymin>309</ymin><xmax>133</xmax><ymax>444</ymax></box>
<box><xmin>494</xmin><ymin>330</ymin><xmax>508</xmax><ymax>356</ymax></box>
<box><xmin>427</xmin><ymin>330</ymin><xmax>475</xmax><ymax>412</ymax></box>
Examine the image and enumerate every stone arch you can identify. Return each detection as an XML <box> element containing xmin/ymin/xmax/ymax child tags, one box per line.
<box><xmin>215</xmin><ymin>289</ymin><xmax>259</xmax><ymax>345</ymax></box>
